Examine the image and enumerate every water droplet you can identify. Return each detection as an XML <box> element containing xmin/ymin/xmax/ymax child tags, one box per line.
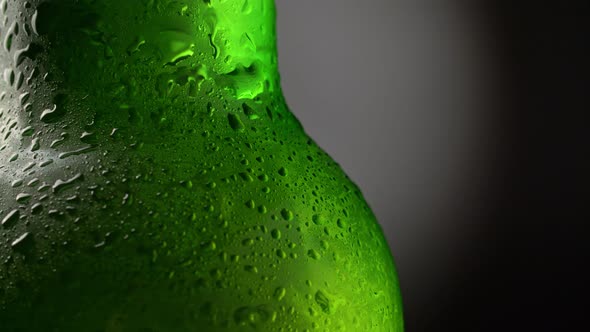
<box><xmin>11</xmin><ymin>232</ymin><xmax>31</xmax><ymax>249</ymax></box>
<box><xmin>27</xmin><ymin>178</ymin><xmax>39</xmax><ymax>187</ymax></box>
<box><xmin>245</xmin><ymin>199</ymin><xmax>255</xmax><ymax>209</ymax></box>
<box><xmin>40</xmin><ymin>94</ymin><xmax>67</xmax><ymax>123</ymax></box>
<box><xmin>14</xmin><ymin>45</ymin><xmax>30</xmax><ymax>66</ymax></box>
<box><xmin>40</xmin><ymin>105</ymin><xmax>58</xmax><ymax>122</ymax></box>
<box><xmin>157</xmin><ymin>29</ymin><xmax>194</xmax><ymax>65</ymax></box>
<box><xmin>52</xmin><ymin>173</ymin><xmax>83</xmax><ymax>193</ymax></box>
<box><xmin>16</xmin><ymin>193</ymin><xmax>31</xmax><ymax>203</ymax></box>
<box><xmin>30</xmin><ymin>137</ymin><xmax>40</xmax><ymax>151</ymax></box>
<box><xmin>244</xmin><ymin>265</ymin><xmax>258</xmax><ymax>273</ymax></box>
<box><xmin>58</xmin><ymin>145</ymin><xmax>95</xmax><ymax>159</ymax></box>
<box><xmin>2</xmin><ymin>209</ymin><xmax>20</xmax><ymax>227</ymax></box>
<box><xmin>227</xmin><ymin>113</ymin><xmax>245</xmax><ymax>132</ymax></box>
<box><xmin>239</xmin><ymin>172</ymin><xmax>254</xmax><ymax>182</ymax></box>
<box><xmin>21</xmin><ymin>126</ymin><xmax>34</xmax><ymax>136</ymax></box>
<box><xmin>315</xmin><ymin>290</ymin><xmax>331</xmax><ymax>313</ymax></box>
<box><xmin>307</xmin><ymin>249</ymin><xmax>321</xmax><ymax>260</ymax></box>
<box><xmin>280</xmin><ymin>208</ymin><xmax>293</xmax><ymax>221</ymax></box>
<box><xmin>276</xmin><ymin>249</ymin><xmax>287</xmax><ymax>259</ymax></box>
<box><xmin>31</xmin><ymin>203</ymin><xmax>43</xmax><ymax>214</ymax></box>
<box><xmin>39</xmin><ymin>159</ymin><xmax>53</xmax><ymax>167</ymax></box>
<box><xmin>201</xmin><ymin>240</ymin><xmax>217</xmax><ymax>251</ymax></box>
<box><xmin>4</xmin><ymin>21</ymin><xmax>16</xmax><ymax>52</ymax></box>
<box><xmin>234</xmin><ymin>305</ymin><xmax>272</xmax><ymax>327</ymax></box>
<box><xmin>22</xmin><ymin>163</ymin><xmax>35</xmax><ymax>172</ymax></box>
<box><xmin>242</xmin><ymin>103</ymin><xmax>258</xmax><ymax>120</ymax></box>
<box><xmin>31</xmin><ymin>9</ymin><xmax>39</xmax><ymax>35</ymax></box>
<box><xmin>274</xmin><ymin>287</ymin><xmax>286</xmax><ymax>301</ymax></box>
<box><xmin>278</xmin><ymin>167</ymin><xmax>287</xmax><ymax>176</ymax></box>
<box><xmin>126</xmin><ymin>36</ymin><xmax>146</xmax><ymax>55</ymax></box>
<box><xmin>312</xmin><ymin>214</ymin><xmax>325</xmax><ymax>225</ymax></box>
<box><xmin>80</xmin><ymin>131</ymin><xmax>96</xmax><ymax>144</ymax></box>
<box><xmin>241</xmin><ymin>0</ymin><xmax>253</xmax><ymax>14</ymax></box>
<box><xmin>271</xmin><ymin>229</ymin><xmax>281</xmax><ymax>240</ymax></box>
<box><xmin>4</xmin><ymin>68</ymin><xmax>14</xmax><ymax>86</ymax></box>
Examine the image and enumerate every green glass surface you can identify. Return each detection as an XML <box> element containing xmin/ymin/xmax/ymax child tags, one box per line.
<box><xmin>0</xmin><ymin>0</ymin><xmax>403</xmax><ymax>330</ymax></box>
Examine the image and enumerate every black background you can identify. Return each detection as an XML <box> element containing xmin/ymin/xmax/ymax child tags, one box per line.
<box><xmin>427</xmin><ymin>3</ymin><xmax>588</xmax><ymax>331</ymax></box>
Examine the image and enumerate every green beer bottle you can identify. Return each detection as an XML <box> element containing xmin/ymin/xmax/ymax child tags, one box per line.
<box><xmin>0</xmin><ymin>0</ymin><xmax>403</xmax><ymax>330</ymax></box>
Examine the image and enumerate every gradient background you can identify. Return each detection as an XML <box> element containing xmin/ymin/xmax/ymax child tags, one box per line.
<box><xmin>275</xmin><ymin>1</ymin><xmax>587</xmax><ymax>331</ymax></box>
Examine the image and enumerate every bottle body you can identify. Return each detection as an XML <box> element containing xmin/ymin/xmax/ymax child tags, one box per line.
<box><xmin>0</xmin><ymin>1</ymin><xmax>403</xmax><ymax>330</ymax></box>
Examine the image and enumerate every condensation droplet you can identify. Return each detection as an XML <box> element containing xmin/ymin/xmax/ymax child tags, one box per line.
<box><xmin>274</xmin><ymin>287</ymin><xmax>286</xmax><ymax>301</ymax></box>
<box><xmin>278</xmin><ymin>167</ymin><xmax>287</xmax><ymax>176</ymax></box>
<box><xmin>315</xmin><ymin>290</ymin><xmax>331</xmax><ymax>314</ymax></box>
<box><xmin>1</xmin><ymin>209</ymin><xmax>20</xmax><ymax>227</ymax></box>
<box><xmin>307</xmin><ymin>249</ymin><xmax>321</xmax><ymax>260</ymax></box>
<box><xmin>280</xmin><ymin>208</ymin><xmax>293</xmax><ymax>221</ymax></box>
<box><xmin>271</xmin><ymin>229</ymin><xmax>281</xmax><ymax>240</ymax></box>
<box><xmin>16</xmin><ymin>193</ymin><xmax>32</xmax><ymax>203</ymax></box>
<box><xmin>11</xmin><ymin>232</ymin><xmax>31</xmax><ymax>249</ymax></box>
<box><xmin>227</xmin><ymin>113</ymin><xmax>245</xmax><ymax>132</ymax></box>
<box><xmin>52</xmin><ymin>173</ymin><xmax>83</xmax><ymax>193</ymax></box>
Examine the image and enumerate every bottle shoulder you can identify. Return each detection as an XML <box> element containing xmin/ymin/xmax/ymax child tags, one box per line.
<box><xmin>0</xmin><ymin>104</ymin><xmax>388</xmax><ymax>261</ymax></box>
<box><xmin>0</xmin><ymin>115</ymin><xmax>402</xmax><ymax>331</ymax></box>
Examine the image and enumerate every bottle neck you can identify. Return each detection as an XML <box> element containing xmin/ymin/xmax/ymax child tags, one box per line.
<box><xmin>30</xmin><ymin>0</ymin><xmax>280</xmax><ymax>100</ymax></box>
<box><xmin>0</xmin><ymin>0</ymin><xmax>293</xmax><ymax>159</ymax></box>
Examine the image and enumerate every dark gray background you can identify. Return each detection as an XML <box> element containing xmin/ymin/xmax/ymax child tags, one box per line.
<box><xmin>275</xmin><ymin>0</ymin><xmax>504</xmax><ymax>329</ymax></box>
<box><xmin>275</xmin><ymin>1</ymin><xmax>588</xmax><ymax>331</ymax></box>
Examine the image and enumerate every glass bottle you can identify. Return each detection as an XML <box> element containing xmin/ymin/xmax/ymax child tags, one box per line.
<box><xmin>0</xmin><ymin>0</ymin><xmax>403</xmax><ymax>330</ymax></box>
